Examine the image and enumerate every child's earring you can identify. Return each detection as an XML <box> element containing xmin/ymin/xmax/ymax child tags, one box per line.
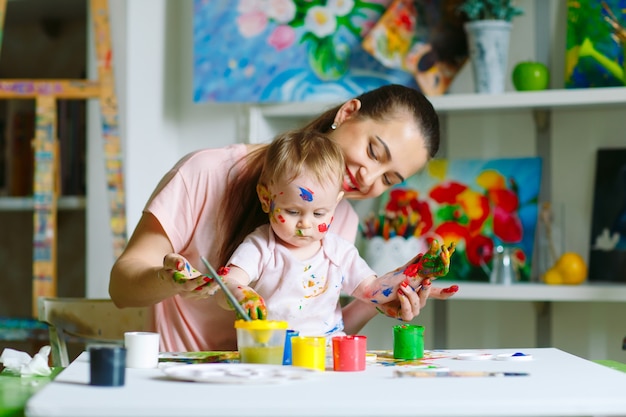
<box><xmin>331</xmin><ymin>123</ymin><xmax>338</xmax><ymax>130</ymax></box>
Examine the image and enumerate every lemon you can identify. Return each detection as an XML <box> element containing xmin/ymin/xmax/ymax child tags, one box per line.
<box><xmin>542</xmin><ymin>267</ymin><xmax>563</xmax><ymax>285</ymax></box>
<box><xmin>555</xmin><ymin>252</ymin><xmax>587</xmax><ymax>285</ymax></box>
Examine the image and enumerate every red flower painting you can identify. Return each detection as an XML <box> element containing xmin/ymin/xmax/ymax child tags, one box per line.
<box><xmin>361</xmin><ymin>158</ymin><xmax>541</xmax><ymax>282</ymax></box>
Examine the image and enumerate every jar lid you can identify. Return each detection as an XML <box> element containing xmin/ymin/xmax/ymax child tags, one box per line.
<box><xmin>234</xmin><ymin>319</ymin><xmax>288</xmax><ymax>330</ymax></box>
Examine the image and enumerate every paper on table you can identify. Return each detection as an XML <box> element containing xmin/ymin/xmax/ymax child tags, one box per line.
<box><xmin>0</xmin><ymin>346</ymin><xmax>52</xmax><ymax>376</ymax></box>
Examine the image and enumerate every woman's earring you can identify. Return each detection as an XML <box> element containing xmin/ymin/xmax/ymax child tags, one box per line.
<box><xmin>331</xmin><ymin>123</ymin><xmax>338</xmax><ymax>130</ymax></box>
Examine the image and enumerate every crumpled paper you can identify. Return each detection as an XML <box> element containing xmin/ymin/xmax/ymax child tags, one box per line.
<box><xmin>0</xmin><ymin>346</ymin><xmax>52</xmax><ymax>376</ymax></box>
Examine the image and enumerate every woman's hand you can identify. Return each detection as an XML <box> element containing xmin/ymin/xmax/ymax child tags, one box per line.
<box><xmin>160</xmin><ymin>254</ymin><xmax>215</xmax><ymax>298</ymax></box>
<box><xmin>375</xmin><ymin>278</ymin><xmax>459</xmax><ymax>321</ymax></box>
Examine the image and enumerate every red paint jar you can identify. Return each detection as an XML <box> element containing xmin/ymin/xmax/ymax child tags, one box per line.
<box><xmin>332</xmin><ymin>335</ymin><xmax>367</xmax><ymax>372</ymax></box>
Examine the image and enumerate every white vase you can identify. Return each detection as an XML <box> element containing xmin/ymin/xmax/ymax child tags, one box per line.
<box><xmin>464</xmin><ymin>20</ymin><xmax>512</xmax><ymax>94</ymax></box>
<box><xmin>362</xmin><ymin>236</ymin><xmax>430</xmax><ymax>276</ymax></box>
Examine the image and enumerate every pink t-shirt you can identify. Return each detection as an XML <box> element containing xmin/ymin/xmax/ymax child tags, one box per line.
<box><xmin>145</xmin><ymin>144</ymin><xmax>359</xmax><ymax>351</ymax></box>
<box><xmin>229</xmin><ymin>224</ymin><xmax>376</xmax><ymax>337</ymax></box>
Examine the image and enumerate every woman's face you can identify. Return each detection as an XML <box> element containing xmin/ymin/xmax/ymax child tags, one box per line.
<box><xmin>329</xmin><ymin>100</ymin><xmax>429</xmax><ymax>200</ymax></box>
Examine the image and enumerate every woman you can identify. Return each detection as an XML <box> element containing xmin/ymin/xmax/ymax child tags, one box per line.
<box><xmin>109</xmin><ymin>84</ymin><xmax>458</xmax><ymax>352</ymax></box>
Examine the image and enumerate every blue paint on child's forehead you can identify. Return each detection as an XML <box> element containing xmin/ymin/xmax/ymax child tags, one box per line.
<box><xmin>299</xmin><ymin>187</ymin><xmax>313</xmax><ymax>202</ymax></box>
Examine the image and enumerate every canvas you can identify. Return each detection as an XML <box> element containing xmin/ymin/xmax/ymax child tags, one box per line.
<box><xmin>361</xmin><ymin>0</ymin><xmax>468</xmax><ymax>96</ymax></box>
<box><xmin>589</xmin><ymin>148</ymin><xmax>626</xmax><ymax>283</ymax></box>
<box><xmin>565</xmin><ymin>0</ymin><xmax>626</xmax><ymax>88</ymax></box>
<box><xmin>192</xmin><ymin>0</ymin><xmax>467</xmax><ymax>102</ymax></box>
<box><xmin>193</xmin><ymin>0</ymin><xmax>411</xmax><ymax>102</ymax></box>
<box><xmin>362</xmin><ymin>157</ymin><xmax>542</xmax><ymax>282</ymax></box>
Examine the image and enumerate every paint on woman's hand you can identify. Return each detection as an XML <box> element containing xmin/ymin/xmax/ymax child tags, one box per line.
<box><xmin>172</xmin><ymin>260</ymin><xmax>201</xmax><ymax>283</ymax></box>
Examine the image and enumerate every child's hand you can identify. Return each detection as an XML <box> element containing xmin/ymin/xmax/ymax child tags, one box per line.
<box><xmin>404</xmin><ymin>240</ymin><xmax>456</xmax><ymax>280</ymax></box>
<box><xmin>219</xmin><ymin>284</ymin><xmax>267</xmax><ymax>320</ymax></box>
<box><xmin>237</xmin><ymin>286</ymin><xmax>267</xmax><ymax>320</ymax></box>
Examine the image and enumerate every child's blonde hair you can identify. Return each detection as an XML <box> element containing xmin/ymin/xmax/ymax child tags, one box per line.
<box><xmin>259</xmin><ymin>130</ymin><xmax>344</xmax><ymax>191</ymax></box>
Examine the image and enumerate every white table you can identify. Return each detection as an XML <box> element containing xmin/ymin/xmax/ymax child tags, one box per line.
<box><xmin>26</xmin><ymin>348</ymin><xmax>626</xmax><ymax>417</ymax></box>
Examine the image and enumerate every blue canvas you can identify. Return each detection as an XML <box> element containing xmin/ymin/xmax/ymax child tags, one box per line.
<box><xmin>192</xmin><ymin>0</ymin><xmax>418</xmax><ymax>102</ymax></box>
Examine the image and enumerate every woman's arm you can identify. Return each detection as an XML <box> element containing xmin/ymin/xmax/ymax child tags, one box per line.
<box><xmin>109</xmin><ymin>212</ymin><xmax>207</xmax><ymax>308</ymax></box>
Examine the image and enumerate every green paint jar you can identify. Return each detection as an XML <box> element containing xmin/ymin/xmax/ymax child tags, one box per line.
<box><xmin>393</xmin><ymin>324</ymin><xmax>425</xmax><ymax>360</ymax></box>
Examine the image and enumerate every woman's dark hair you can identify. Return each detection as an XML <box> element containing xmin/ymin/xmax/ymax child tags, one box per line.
<box><xmin>302</xmin><ymin>84</ymin><xmax>440</xmax><ymax>158</ymax></box>
<box><xmin>216</xmin><ymin>84</ymin><xmax>440</xmax><ymax>266</ymax></box>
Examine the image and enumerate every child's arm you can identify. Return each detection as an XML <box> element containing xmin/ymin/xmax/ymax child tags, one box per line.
<box><xmin>353</xmin><ymin>240</ymin><xmax>455</xmax><ymax>305</ymax></box>
<box><xmin>214</xmin><ymin>265</ymin><xmax>268</xmax><ymax>320</ymax></box>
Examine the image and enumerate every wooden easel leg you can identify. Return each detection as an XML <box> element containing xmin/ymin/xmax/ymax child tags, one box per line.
<box><xmin>32</xmin><ymin>96</ymin><xmax>58</xmax><ymax>317</ymax></box>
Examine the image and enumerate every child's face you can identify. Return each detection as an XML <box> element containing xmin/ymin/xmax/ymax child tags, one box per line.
<box><xmin>260</xmin><ymin>173</ymin><xmax>344</xmax><ymax>249</ymax></box>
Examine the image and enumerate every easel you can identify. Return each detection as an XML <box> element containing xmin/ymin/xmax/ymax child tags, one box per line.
<box><xmin>0</xmin><ymin>0</ymin><xmax>127</xmax><ymax>316</ymax></box>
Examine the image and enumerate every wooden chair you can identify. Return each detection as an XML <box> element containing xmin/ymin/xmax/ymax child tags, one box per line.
<box><xmin>37</xmin><ymin>297</ymin><xmax>150</xmax><ymax>367</ymax></box>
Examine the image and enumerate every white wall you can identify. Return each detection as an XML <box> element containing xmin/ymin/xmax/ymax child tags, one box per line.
<box><xmin>86</xmin><ymin>0</ymin><xmax>626</xmax><ymax>362</ymax></box>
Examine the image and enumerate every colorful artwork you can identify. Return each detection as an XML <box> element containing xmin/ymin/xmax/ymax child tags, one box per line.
<box><xmin>588</xmin><ymin>149</ymin><xmax>626</xmax><ymax>283</ymax></box>
<box><xmin>366</xmin><ymin>157</ymin><xmax>542</xmax><ymax>282</ymax></box>
<box><xmin>361</xmin><ymin>0</ymin><xmax>468</xmax><ymax>96</ymax></box>
<box><xmin>192</xmin><ymin>1</ymin><xmax>466</xmax><ymax>102</ymax></box>
<box><xmin>565</xmin><ymin>0</ymin><xmax>626</xmax><ymax>88</ymax></box>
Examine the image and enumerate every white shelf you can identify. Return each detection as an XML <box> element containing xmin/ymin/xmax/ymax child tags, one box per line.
<box><xmin>442</xmin><ymin>281</ymin><xmax>626</xmax><ymax>302</ymax></box>
<box><xmin>251</xmin><ymin>87</ymin><xmax>626</xmax><ymax>118</ymax></box>
<box><xmin>250</xmin><ymin>87</ymin><xmax>626</xmax><ymax>304</ymax></box>
<box><xmin>0</xmin><ymin>196</ymin><xmax>86</xmax><ymax>211</ymax></box>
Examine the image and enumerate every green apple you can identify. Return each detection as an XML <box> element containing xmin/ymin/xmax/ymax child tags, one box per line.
<box><xmin>512</xmin><ymin>62</ymin><xmax>550</xmax><ymax>91</ymax></box>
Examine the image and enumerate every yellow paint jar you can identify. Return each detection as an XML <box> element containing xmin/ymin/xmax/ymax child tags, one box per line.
<box><xmin>290</xmin><ymin>336</ymin><xmax>326</xmax><ymax>371</ymax></box>
<box><xmin>234</xmin><ymin>320</ymin><xmax>288</xmax><ymax>365</ymax></box>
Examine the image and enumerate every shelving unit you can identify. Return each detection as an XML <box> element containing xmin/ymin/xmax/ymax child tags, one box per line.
<box><xmin>246</xmin><ymin>86</ymin><xmax>626</xmax><ymax>305</ymax></box>
<box><xmin>0</xmin><ymin>196</ymin><xmax>85</xmax><ymax>211</ymax></box>
<box><xmin>248</xmin><ymin>86</ymin><xmax>626</xmax><ymax>141</ymax></box>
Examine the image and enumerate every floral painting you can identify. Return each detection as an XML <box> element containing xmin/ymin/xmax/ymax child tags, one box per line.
<box><xmin>192</xmin><ymin>0</ymin><xmax>466</xmax><ymax>102</ymax></box>
<box><xmin>363</xmin><ymin>157</ymin><xmax>542</xmax><ymax>282</ymax></box>
<box><xmin>193</xmin><ymin>0</ymin><xmax>414</xmax><ymax>102</ymax></box>
<box><xmin>565</xmin><ymin>0</ymin><xmax>626</xmax><ymax>88</ymax></box>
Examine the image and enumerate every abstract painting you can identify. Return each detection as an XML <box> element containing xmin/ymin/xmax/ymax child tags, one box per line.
<box><xmin>589</xmin><ymin>148</ymin><xmax>626</xmax><ymax>283</ymax></box>
<box><xmin>565</xmin><ymin>0</ymin><xmax>626</xmax><ymax>88</ymax></box>
<box><xmin>192</xmin><ymin>0</ymin><xmax>467</xmax><ymax>102</ymax></box>
<box><xmin>363</xmin><ymin>157</ymin><xmax>542</xmax><ymax>282</ymax></box>
<box><xmin>361</xmin><ymin>0</ymin><xmax>467</xmax><ymax>96</ymax></box>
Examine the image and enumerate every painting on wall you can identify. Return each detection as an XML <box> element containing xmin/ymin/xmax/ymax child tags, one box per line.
<box><xmin>361</xmin><ymin>0</ymin><xmax>468</xmax><ymax>96</ymax></box>
<box><xmin>360</xmin><ymin>157</ymin><xmax>542</xmax><ymax>282</ymax></box>
<box><xmin>565</xmin><ymin>0</ymin><xmax>626</xmax><ymax>88</ymax></box>
<box><xmin>588</xmin><ymin>148</ymin><xmax>626</xmax><ymax>283</ymax></box>
<box><xmin>192</xmin><ymin>0</ymin><xmax>468</xmax><ymax>102</ymax></box>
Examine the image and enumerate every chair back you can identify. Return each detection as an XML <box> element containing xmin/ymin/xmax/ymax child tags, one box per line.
<box><xmin>37</xmin><ymin>297</ymin><xmax>150</xmax><ymax>367</ymax></box>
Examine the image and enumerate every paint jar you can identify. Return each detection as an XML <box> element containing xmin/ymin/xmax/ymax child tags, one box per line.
<box><xmin>124</xmin><ymin>331</ymin><xmax>160</xmax><ymax>368</ymax></box>
<box><xmin>282</xmin><ymin>329</ymin><xmax>299</xmax><ymax>365</ymax></box>
<box><xmin>332</xmin><ymin>335</ymin><xmax>367</xmax><ymax>371</ymax></box>
<box><xmin>290</xmin><ymin>336</ymin><xmax>326</xmax><ymax>371</ymax></box>
<box><xmin>89</xmin><ymin>345</ymin><xmax>126</xmax><ymax>386</ymax></box>
<box><xmin>393</xmin><ymin>324</ymin><xmax>424</xmax><ymax>360</ymax></box>
<box><xmin>235</xmin><ymin>320</ymin><xmax>288</xmax><ymax>365</ymax></box>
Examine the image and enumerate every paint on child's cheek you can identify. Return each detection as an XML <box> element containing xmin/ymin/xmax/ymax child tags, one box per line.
<box><xmin>298</xmin><ymin>187</ymin><xmax>314</xmax><ymax>202</ymax></box>
<box><xmin>318</xmin><ymin>216</ymin><xmax>332</xmax><ymax>233</ymax></box>
<box><xmin>277</xmin><ymin>215</ymin><xmax>285</xmax><ymax>223</ymax></box>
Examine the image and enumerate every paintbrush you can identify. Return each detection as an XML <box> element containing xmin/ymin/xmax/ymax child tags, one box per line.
<box><xmin>200</xmin><ymin>256</ymin><xmax>251</xmax><ymax>321</ymax></box>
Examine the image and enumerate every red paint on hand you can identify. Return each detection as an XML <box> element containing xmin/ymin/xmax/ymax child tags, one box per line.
<box><xmin>442</xmin><ymin>285</ymin><xmax>459</xmax><ymax>294</ymax></box>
